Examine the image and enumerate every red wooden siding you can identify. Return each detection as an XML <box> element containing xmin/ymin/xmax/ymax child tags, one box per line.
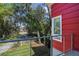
<box><xmin>51</xmin><ymin>3</ymin><xmax>79</xmax><ymax>52</ymax></box>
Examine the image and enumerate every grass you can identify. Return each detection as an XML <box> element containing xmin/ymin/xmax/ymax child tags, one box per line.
<box><xmin>0</xmin><ymin>42</ymin><xmax>34</xmax><ymax>56</ymax></box>
<box><xmin>0</xmin><ymin>43</ymin><xmax>6</xmax><ymax>46</ymax></box>
<box><xmin>6</xmin><ymin>34</ymin><xmax>18</xmax><ymax>40</ymax></box>
<box><xmin>0</xmin><ymin>41</ymin><xmax>49</xmax><ymax>56</ymax></box>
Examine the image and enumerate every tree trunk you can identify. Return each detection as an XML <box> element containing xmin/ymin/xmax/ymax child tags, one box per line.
<box><xmin>37</xmin><ymin>31</ymin><xmax>41</xmax><ymax>43</ymax></box>
<box><xmin>14</xmin><ymin>39</ymin><xmax>20</xmax><ymax>47</ymax></box>
<box><xmin>20</xmin><ymin>22</ymin><xmax>23</xmax><ymax>46</ymax></box>
<box><xmin>2</xmin><ymin>34</ymin><xmax>5</xmax><ymax>39</ymax></box>
<box><xmin>20</xmin><ymin>41</ymin><xmax>23</xmax><ymax>46</ymax></box>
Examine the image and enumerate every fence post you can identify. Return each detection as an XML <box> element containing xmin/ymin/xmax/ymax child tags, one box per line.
<box><xmin>50</xmin><ymin>36</ymin><xmax>53</xmax><ymax>56</ymax></box>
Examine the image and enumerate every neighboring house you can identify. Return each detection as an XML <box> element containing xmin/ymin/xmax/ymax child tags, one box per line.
<box><xmin>50</xmin><ymin>3</ymin><xmax>79</xmax><ymax>52</ymax></box>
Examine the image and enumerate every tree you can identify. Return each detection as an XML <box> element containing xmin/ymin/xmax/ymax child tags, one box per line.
<box><xmin>12</xmin><ymin>3</ymin><xmax>32</xmax><ymax>46</ymax></box>
<box><xmin>26</xmin><ymin>4</ymin><xmax>50</xmax><ymax>43</ymax></box>
<box><xmin>0</xmin><ymin>4</ymin><xmax>15</xmax><ymax>39</ymax></box>
<box><xmin>0</xmin><ymin>3</ymin><xmax>50</xmax><ymax>45</ymax></box>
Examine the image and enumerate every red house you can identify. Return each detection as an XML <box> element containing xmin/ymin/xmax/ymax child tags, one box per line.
<box><xmin>50</xmin><ymin>3</ymin><xmax>79</xmax><ymax>55</ymax></box>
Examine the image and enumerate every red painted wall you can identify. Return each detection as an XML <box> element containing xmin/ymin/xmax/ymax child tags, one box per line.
<box><xmin>51</xmin><ymin>3</ymin><xmax>79</xmax><ymax>52</ymax></box>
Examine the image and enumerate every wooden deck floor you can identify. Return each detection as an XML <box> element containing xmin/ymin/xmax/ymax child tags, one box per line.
<box><xmin>53</xmin><ymin>48</ymin><xmax>79</xmax><ymax>56</ymax></box>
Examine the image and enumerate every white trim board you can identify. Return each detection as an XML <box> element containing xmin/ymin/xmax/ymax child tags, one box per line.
<box><xmin>51</xmin><ymin>15</ymin><xmax>62</xmax><ymax>42</ymax></box>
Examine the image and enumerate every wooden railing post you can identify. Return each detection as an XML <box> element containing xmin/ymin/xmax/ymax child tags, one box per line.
<box><xmin>29</xmin><ymin>39</ymin><xmax>31</xmax><ymax>56</ymax></box>
<box><xmin>71</xmin><ymin>33</ymin><xmax>74</xmax><ymax>52</ymax></box>
<box><xmin>63</xmin><ymin>35</ymin><xmax>66</xmax><ymax>55</ymax></box>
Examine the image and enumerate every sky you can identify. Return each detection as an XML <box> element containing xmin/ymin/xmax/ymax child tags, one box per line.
<box><xmin>32</xmin><ymin>3</ymin><xmax>43</xmax><ymax>9</ymax></box>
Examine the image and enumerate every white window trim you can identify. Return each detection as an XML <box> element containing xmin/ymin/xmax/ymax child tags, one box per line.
<box><xmin>51</xmin><ymin>15</ymin><xmax>62</xmax><ymax>42</ymax></box>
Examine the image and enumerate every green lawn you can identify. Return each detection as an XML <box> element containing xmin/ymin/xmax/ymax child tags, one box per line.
<box><xmin>0</xmin><ymin>42</ymin><xmax>34</xmax><ymax>56</ymax></box>
<box><xmin>0</xmin><ymin>43</ymin><xmax>5</xmax><ymax>46</ymax></box>
<box><xmin>0</xmin><ymin>41</ymin><xmax>49</xmax><ymax>56</ymax></box>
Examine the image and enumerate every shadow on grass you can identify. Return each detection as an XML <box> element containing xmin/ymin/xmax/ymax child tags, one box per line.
<box><xmin>31</xmin><ymin>44</ymin><xmax>50</xmax><ymax>56</ymax></box>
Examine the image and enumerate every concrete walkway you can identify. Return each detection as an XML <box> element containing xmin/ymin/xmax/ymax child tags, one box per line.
<box><xmin>65</xmin><ymin>50</ymin><xmax>79</xmax><ymax>56</ymax></box>
<box><xmin>52</xmin><ymin>48</ymin><xmax>79</xmax><ymax>56</ymax></box>
<box><xmin>0</xmin><ymin>43</ymin><xmax>14</xmax><ymax>54</ymax></box>
<box><xmin>53</xmin><ymin>48</ymin><xmax>62</xmax><ymax>56</ymax></box>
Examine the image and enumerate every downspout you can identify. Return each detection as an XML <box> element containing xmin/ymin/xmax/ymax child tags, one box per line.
<box><xmin>45</xmin><ymin>3</ymin><xmax>53</xmax><ymax>56</ymax></box>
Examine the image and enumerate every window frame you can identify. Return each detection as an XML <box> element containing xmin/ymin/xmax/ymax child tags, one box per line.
<box><xmin>51</xmin><ymin>15</ymin><xmax>62</xmax><ymax>42</ymax></box>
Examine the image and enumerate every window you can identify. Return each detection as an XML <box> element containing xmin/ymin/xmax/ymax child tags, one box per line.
<box><xmin>52</xmin><ymin>15</ymin><xmax>62</xmax><ymax>42</ymax></box>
